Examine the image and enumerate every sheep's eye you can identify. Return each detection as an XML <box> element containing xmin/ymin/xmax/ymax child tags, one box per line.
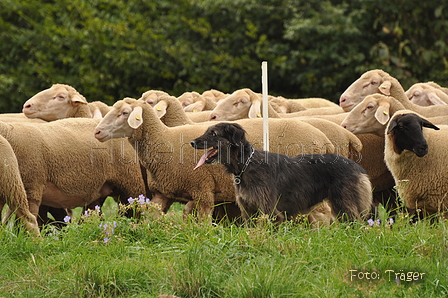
<box><xmin>414</xmin><ymin>91</ymin><xmax>420</xmax><ymax>97</ymax></box>
<box><xmin>371</xmin><ymin>80</ymin><xmax>378</xmax><ymax>85</ymax></box>
<box><xmin>367</xmin><ymin>105</ymin><xmax>374</xmax><ymax>110</ymax></box>
<box><xmin>122</xmin><ymin>111</ymin><xmax>129</xmax><ymax>116</ymax></box>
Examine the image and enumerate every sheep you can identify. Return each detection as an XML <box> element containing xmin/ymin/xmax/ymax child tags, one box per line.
<box><xmin>202</xmin><ymin>89</ymin><xmax>228</xmax><ymax>103</ymax></box>
<box><xmin>341</xmin><ymin>93</ymin><xmax>448</xmax><ymax>137</ymax></box>
<box><xmin>0</xmin><ymin>118</ymin><xmax>148</xmax><ymax>224</ymax></box>
<box><xmin>88</xmin><ymin>101</ymin><xmax>111</xmax><ymax>118</ymax></box>
<box><xmin>339</xmin><ymin>69</ymin><xmax>448</xmax><ymax>117</ymax></box>
<box><xmin>209</xmin><ymin>88</ymin><xmax>344</xmax><ymax>121</ymax></box>
<box><xmin>0</xmin><ymin>113</ymin><xmax>46</xmax><ymax>123</ymax></box>
<box><xmin>384</xmin><ymin>110</ymin><xmax>448</xmax><ymax>219</ymax></box>
<box><xmin>152</xmin><ymin>94</ymin><xmax>360</xmax><ymax>159</ymax></box>
<box><xmin>269</xmin><ymin>95</ymin><xmax>339</xmax><ymax>112</ymax></box>
<box><xmin>94</xmin><ymin>97</ymin><xmax>337</xmax><ymax>221</ymax></box>
<box><xmin>405</xmin><ymin>82</ymin><xmax>448</xmax><ymax>106</ymax></box>
<box><xmin>138</xmin><ymin>90</ymin><xmax>170</xmax><ymax>107</ymax></box>
<box><xmin>177</xmin><ymin>91</ymin><xmax>218</xmax><ymax>112</ymax></box>
<box><xmin>185</xmin><ymin>89</ymin><xmax>360</xmax><ymax>159</ymax></box>
<box><xmin>0</xmin><ymin>135</ymin><xmax>40</xmax><ymax>236</ymax></box>
<box><xmin>22</xmin><ymin>84</ymin><xmax>93</xmax><ymax>120</ymax></box>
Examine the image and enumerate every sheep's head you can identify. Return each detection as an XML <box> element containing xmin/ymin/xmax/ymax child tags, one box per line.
<box><xmin>208</xmin><ymin>88</ymin><xmax>262</xmax><ymax>121</ymax></box>
<box><xmin>94</xmin><ymin>98</ymin><xmax>144</xmax><ymax>142</ymax></box>
<box><xmin>341</xmin><ymin>94</ymin><xmax>393</xmax><ymax>136</ymax></box>
<box><xmin>22</xmin><ymin>84</ymin><xmax>88</xmax><ymax>121</ymax></box>
<box><xmin>339</xmin><ymin>69</ymin><xmax>392</xmax><ymax>112</ymax></box>
<box><xmin>405</xmin><ymin>83</ymin><xmax>448</xmax><ymax>106</ymax></box>
<box><xmin>180</xmin><ymin>91</ymin><xmax>207</xmax><ymax>112</ymax></box>
<box><xmin>139</xmin><ymin>90</ymin><xmax>168</xmax><ymax>107</ymax></box>
<box><xmin>386</xmin><ymin>112</ymin><xmax>439</xmax><ymax>157</ymax></box>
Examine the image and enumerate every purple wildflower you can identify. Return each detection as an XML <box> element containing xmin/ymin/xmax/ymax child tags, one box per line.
<box><xmin>63</xmin><ymin>216</ymin><xmax>71</xmax><ymax>223</ymax></box>
<box><xmin>128</xmin><ymin>197</ymin><xmax>135</xmax><ymax>204</ymax></box>
<box><xmin>367</xmin><ymin>219</ymin><xmax>374</xmax><ymax>226</ymax></box>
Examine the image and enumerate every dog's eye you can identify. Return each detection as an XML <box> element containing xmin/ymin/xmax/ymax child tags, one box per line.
<box><xmin>211</xmin><ymin>131</ymin><xmax>217</xmax><ymax>137</ymax></box>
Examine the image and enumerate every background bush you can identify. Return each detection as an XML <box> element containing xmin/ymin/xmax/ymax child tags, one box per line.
<box><xmin>1</xmin><ymin>0</ymin><xmax>447</xmax><ymax>112</ymax></box>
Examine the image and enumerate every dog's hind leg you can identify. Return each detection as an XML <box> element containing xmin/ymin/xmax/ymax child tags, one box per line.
<box><xmin>328</xmin><ymin>175</ymin><xmax>373</xmax><ymax>221</ymax></box>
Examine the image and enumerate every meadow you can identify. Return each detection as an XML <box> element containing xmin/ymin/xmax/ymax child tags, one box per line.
<box><xmin>0</xmin><ymin>197</ymin><xmax>447</xmax><ymax>298</ymax></box>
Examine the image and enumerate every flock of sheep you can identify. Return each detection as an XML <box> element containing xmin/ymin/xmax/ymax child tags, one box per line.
<box><xmin>1</xmin><ymin>68</ymin><xmax>448</xmax><ymax>236</ymax></box>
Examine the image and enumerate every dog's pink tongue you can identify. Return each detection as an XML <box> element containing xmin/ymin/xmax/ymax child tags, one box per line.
<box><xmin>194</xmin><ymin>149</ymin><xmax>216</xmax><ymax>170</ymax></box>
<box><xmin>194</xmin><ymin>152</ymin><xmax>209</xmax><ymax>170</ymax></box>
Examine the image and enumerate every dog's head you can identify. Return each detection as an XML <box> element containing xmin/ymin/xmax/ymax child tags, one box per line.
<box><xmin>190</xmin><ymin>122</ymin><xmax>247</xmax><ymax>169</ymax></box>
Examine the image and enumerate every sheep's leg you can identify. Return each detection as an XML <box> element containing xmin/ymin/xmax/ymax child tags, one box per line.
<box><xmin>14</xmin><ymin>207</ymin><xmax>40</xmax><ymax>236</ymax></box>
<box><xmin>25</xmin><ymin>186</ymin><xmax>45</xmax><ymax>226</ymax></box>
<box><xmin>151</xmin><ymin>192</ymin><xmax>173</xmax><ymax>213</ymax></box>
<box><xmin>191</xmin><ymin>191</ymin><xmax>214</xmax><ymax>221</ymax></box>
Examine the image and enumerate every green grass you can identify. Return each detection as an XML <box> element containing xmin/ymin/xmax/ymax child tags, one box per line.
<box><xmin>0</xmin><ymin>198</ymin><xmax>447</xmax><ymax>298</ymax></box>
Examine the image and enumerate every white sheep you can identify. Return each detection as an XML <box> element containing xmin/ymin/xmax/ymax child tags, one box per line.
<box><xmin>341</xmin><ymin>93</ymin><xmax>448</xmax><ymax>137</ymax></box>
<box><xmin>22</xmin><ymin>84</ymin><xmax>93</xmax><ymax>121</ymax></box>
<box><xmin>94</xmin><ymin>97</ymin><xmax>337</xmax><ymax>221</ymax></box>
<box><xmin>138</xmin><ymin>90</ymin><xmax>170</xmax><ymax>107</ymax></box>
<box><xmin>88</xmin><ymin>101</ymin><xmax>111</xmax><ymax>118</ymax></box>
<box><xmin>202</xmin><ymin>89</ymin><xmax>228</xmax><ymax>104</ymax></box>
<box><xmin>0</xmin><ymin>135</ymin><xmax>39</xmax><ymax>236</ymax></box>
<box><xmin>209</xmin><ymin>88</ymin><xmax>344</xmax><ymax>121</ymax></box>
<box><xmin>384</xmin><ymin>110</ymin><xmax>448</xmax><ymax>218</ymax></box>
<box><xmin>339</xmin><ymin>69</ymin><xmax>448</xmax><ymax>117</ymax></box>
<box><xmin>0</xmin><ymin>118</ymin><xmax>148</xmax><ymax>222</ymax></box>
<box><xmin>405</xmin><ymin>82</ymin><xmax>448</xmax><ymax>106</ymax></box>
<box><xmin>178</xmin><ymin>91</ymin><xmax>218</xmax><ymax>112</ymax></box>
<box><xmin>269</xmin><ymin>95</ymin><xmax>339</xmax><ymax>112</ymax></box>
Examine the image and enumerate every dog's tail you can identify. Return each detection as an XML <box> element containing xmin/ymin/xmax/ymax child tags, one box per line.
<box><xmin>330</xmin><ymin>173</ymin><xmax>373</xmax><ymax>221</ymax></box>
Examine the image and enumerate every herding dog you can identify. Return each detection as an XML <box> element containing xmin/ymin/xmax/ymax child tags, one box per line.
<box><xmin>190</xmin><ymin>122</ymin><xmax>373</xmax><ymax>223</ymax></box>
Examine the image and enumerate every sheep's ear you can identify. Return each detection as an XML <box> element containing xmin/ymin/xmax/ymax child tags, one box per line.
<box><xmin>92</xmin><ymin>109</ymin><xmax>103</xmax><ymax>119</ymax></box>
<box><xmin>374</xmin><ymin>101</ymin><xmax>391</xmax><ymax>125</ymax></box>
<box><xmin>184</xmin><ymin>101</ymin><xmax>205</xmax><ymax>112</ymax></box>
<box><xmin>426</xmin><ymin>92</ymin><xmax>447</xmax><ymax>105</ymax></box>
<box><xmin>379</xmin><ymin>81</ymin><xmax>392</xmax><ymax>95</ymax></box>
<box><xmin>386</xmin><ymin>118</ymin><xmax>398</xmax><ymax>134</ymax></box>
<box><xmin>71</xmin><ymin>94</ymin><xmax>88</xmax><ymax>105</ymax></box>
<box><xmin>247</xmin><ymin>91</ymin><xmax>262</xmax><ymax>118</ymax></box>
<box><xmin>128</xmin><ymin>106</ymin><xmax>143</xmax><ymax>129</ymax></box>
<box><xmin>154</xmin><ymin>101</ymin><xmax>168</xmax><ymax>118</ymax></box>
<box><xmin>422</xmin><ymin>118</ymin><xmax>440</xmax><ymax>130</ymax></box>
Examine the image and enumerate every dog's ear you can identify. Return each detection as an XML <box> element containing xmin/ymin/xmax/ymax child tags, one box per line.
<box><xmin>225</xmin><ymin>123</ymin><xmax>247</xmax><ymax>145</ymax></box>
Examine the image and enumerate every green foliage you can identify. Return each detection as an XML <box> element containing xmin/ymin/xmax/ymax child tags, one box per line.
<box><xmin>0</xmin><ymin>0</ymin><xmax>447</xmax><ymax>112</ymax></box>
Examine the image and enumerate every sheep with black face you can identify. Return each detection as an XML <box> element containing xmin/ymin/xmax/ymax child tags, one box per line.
<box><xmin>384</xmin><ymin>110</ymin><xmax>448</xmax><ymax>218</ymax></box>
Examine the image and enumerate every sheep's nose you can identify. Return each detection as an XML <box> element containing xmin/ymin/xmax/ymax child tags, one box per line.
<box><xmin>209</xmin><ymin>114</ymin><xmax>217</xmax><ymax>121</ymax></box>
<box><xmin>94</xmin><ymin>129</ymin><xmax>101</xmax><ymax>136</ymax></box>
<box><xmin>23</xmin><ymin>103</ymin><xmax>32</xmax><ymax>110</ymax></box>
<box><xmin>339</xmin><ymin>96</ymin><xmax>347</xmax><ymax>104</ymax></box>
